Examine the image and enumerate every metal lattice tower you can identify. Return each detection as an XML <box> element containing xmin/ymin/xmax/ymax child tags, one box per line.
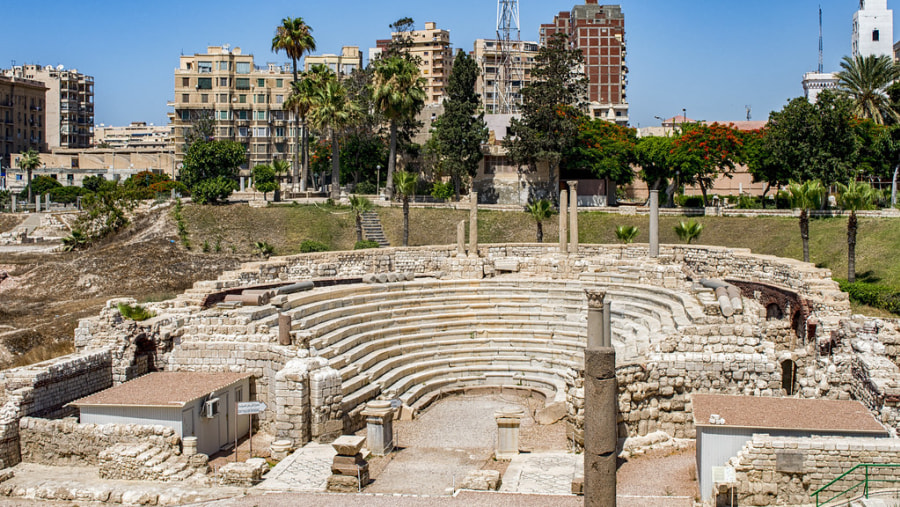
<box><xmin>818</xmin><ymin>5</ymin><xmax>824</xmax><ymax>73</ymax></box>
<box><xmin>495</xmin><ymin>0</ymin><xmax>522</xmax><ymax>114</ymax></box>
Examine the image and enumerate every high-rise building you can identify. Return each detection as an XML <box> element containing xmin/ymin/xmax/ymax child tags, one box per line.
<box><xmin>94</xmin><ymin>122</ymin><xmax>172</xmax><ymax>150</ymax></box>
<box><xmin>0</xmin><ymin>75</ymin><xmax>47</xmax><ymax>171</ymax></box>
<box><xmin>374</xmin><ymin>22</ymin><xmax>453</xmax><ymax>105</ymax></box>
<box><xmin>170</xmin><ymin>46</ymin><xmax>295</xmax><ymax>174</ymax></box>
<box><xmin>473</xmin><ymin>39</ymin><xmax>540</xmax><ymax>114</ymax></box>
<box><xmin>540</xmin><ymin>1</ymin><xmax>628</xmax><ymax>124</ymax></box>
<box><xmin>304</xmin><ymin>46</ymin><xmax>363</xmax><ymax>77</ymax></box>
<box><xmin>853</xmin><ymin>0</ymin><xmax>894</xmax><ymax>58</ymax></box>
<box><xmin>1</xmin><ymin>64</ymin><xmax>93</xmax><ymax>149</ymax></box>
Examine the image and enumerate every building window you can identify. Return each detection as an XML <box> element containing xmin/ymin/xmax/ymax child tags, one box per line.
<box><xmin>181</xmin><ymin>94</ymin><xmax>190</xmax><ymax>103</ymax></box>
<box><xmin>238</xmin><ymin>127</ymin><xmax>249</xmax><ymax>137</ymax></box>
<box><xmin>276</xmin><ymin>127</ymin><xmax>285</xmax><ymax>137</ymax></box>
<box><xmin>200</xmin><ymin>94</ymin><xmax>209</xmax><ymax>103</ymax></box>
<box><xmin>236</xmin><ymin>78</ymin><xmax>250</xmax><ymax>90</ymax></box>
<box><xmin>218</xmin><ymin>93</ymin><xmax>229</xmax><ymax>102</ymax></box>
<box><xmin>255</xmin><ymin>111</ymin><xmax>267</xmax><ymax>120</ymax></box>
<box><xmin>257</xmin><ymin>78</ymin><xmax>265</xmax><ymax>87</ymax></box>
<box><xmin>219</xmin><ymin>77</ymin><xmax>228</xmax><ymax>86</ymax></box>
<box><xmin>198</xmin><ymin>61</ymin><xmax>213</xmax><ymax>73</ymax></box>
<box><xmin>218</xmin><ymin>110</ymin><xmax>230</xmax><ymax>120</ymax></box>
<box><xmin>255</xmin><ymin>94</ymin><xmax>267</xmax><ymax>104</ymax></box>
<box><xmin>197</xmin><ymin>78</ymin><xmax>212</xmax><ymax>90</ymax></box>
<box><xmin>238</xmin><ymin>94</ymin><xmax>247</xmax><ymax>103</ymax></box>
<box><xmin>275</xmin><ymin>94</ymin><xmax>284</xmax><ymax>104</ymax></box>
<box><xmin>236</xmin><ymin>62</ymin><xmax>251</xmax><ymax>74</ymax></box>
<box><xmin>181</xmin><ymin>77</ymin><xmax>190</xmax><ymax>87</ymax></box>
<box><xmin>873</xmin><ymin>29</ymin><xmax>880</xmax><ymax>41</ymax></box>
<box><xmin>276</xmin><ymin>79</ymin><xmax>283</xmax><ymax>87</ymax></box>
<box><xmin>236</xmin><ymin>110</ymin><xmax>248</xmax><ymax>120</ymax></box>
<box><xmin>255</xmin><ymin>127</ymin><xmax>268</xmax><ymax>137</ymax></box>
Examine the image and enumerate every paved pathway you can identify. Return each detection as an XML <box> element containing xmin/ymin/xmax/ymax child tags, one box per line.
<box><xmin>10</xmin><ymin>213</ymin><xmax>43</xmax><ymax>235</ymax></box>
<box><xmin>499</xmin><ymin>451</ymin><xmax>581</xmax><ymax>495</ymax></box>
<box><xmin>257</xmin><ymin>442</ymin><xmax>335</xmax><ymax>492</ymax></box>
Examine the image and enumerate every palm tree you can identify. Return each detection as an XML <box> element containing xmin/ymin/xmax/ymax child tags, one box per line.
<box><xmin>615</xmin><ymin>225</ymin><xmax>639</xmax><ymax>244</ymax></box>
<box><xmin>272</xmin><ymin>16</ymin><xmax>316</xmax><ymax>191</ymax></box>
<box><xmin>836</xmin><ymin>180</ymin><xmax>879</xmax><ymax>283</ymax></box>
<box><xmin>349</xmin><ymin>194</ymin><xmax>373</xmax><ymax>243</ymax></box>
<box><xmin>674</xmin><ymin>219</ymin><xmax>703</xmax><ymax>244</ymax></box>
<box><xmin>787</xmin><ymin>180</ymin><xmax>826</xmax><ymax>263</ymax></box>
<box><xmin>393</xmin><ymin>170</ymin><xmax>417</xmax><ymax>246</ymax></box>
<box><xmin>17</xmin><ymin>149</ymin><xmax>41</xmax><ymax>205</ymax></box>
<box><xmin>525</xmin><ymin>199</ymin><xmax>552</xmax><ymax>243</ymax></box>
<box><xmin>371</xmin><ymin>56</ymin><xmax>426</xmax><ymax>198</ymax></box>
<box><xmin>836</xmin><ymin>54</ymin><xmax>900</xmax><ymax>125</ymax></box>
<box><xmin>310</xmin><ymin>76</ymin><xmax>357</xmax><ymax>201</ymax></box>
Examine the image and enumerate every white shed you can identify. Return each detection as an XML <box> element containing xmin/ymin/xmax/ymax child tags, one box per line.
<box><xmin>70</xmin><ymin>371</ymin><xmax>253</xmax><ymax>457</ymax></box>
<box><xmin>692</xmin><ymin>394</ymin><xmax>889</xmax><ymax>503</ymax></box>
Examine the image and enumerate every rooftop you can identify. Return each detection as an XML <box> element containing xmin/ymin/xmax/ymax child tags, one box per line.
<box><xmin>692</xmin><ymin>394</ymin><xmax>888</xmax><ymax>435</ymax></box>
<box><xmin>70</xmin><ymin>371</ymin><xmax>252</xmax><ymax>409</ymax></box>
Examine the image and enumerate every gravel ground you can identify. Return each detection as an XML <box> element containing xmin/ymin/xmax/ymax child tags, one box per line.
<box><xmin>617</xmin><ymin>441</ymin><xmax>699</xmax><ymax>500</ymax></box>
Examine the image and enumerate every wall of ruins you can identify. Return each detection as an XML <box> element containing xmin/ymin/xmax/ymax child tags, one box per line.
<box><xmin>725</xmin><ymin>434</ymin><xmax>900</xmax><ymax>506</ymax></box>
<box><xmin>18</xmin><ymin>417</ymin><xmax>180</xmax><ymax>466</ymax></box>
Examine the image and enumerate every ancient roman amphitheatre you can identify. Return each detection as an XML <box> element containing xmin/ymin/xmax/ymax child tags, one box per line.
<box><xmin>0</xmin><ymin>201</ymin><xmax>899</xmax><ymax>507</ymax></box>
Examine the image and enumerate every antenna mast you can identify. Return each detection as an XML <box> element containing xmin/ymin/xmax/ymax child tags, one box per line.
<box><xmin>495</xmin><ymin>0</ymin><xmax>521</xmax><ymax>114</ymax></box>
<box><xmin>818</xmin><ymin>5</ymin><xmax>824</xmax><ymax>73</ymax></box>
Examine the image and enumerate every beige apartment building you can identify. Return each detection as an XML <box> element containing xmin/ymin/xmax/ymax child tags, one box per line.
<box><xmin>95</xmin><ymin>121</ymin><xmax>172</xmax><ymax>150</ymax></box>
<box><xmin>472</xmin><ymin>39</ymin><xmax>540</xmax><ymax>114</ymax></box>
<box><xmin>170</xmin><ymin>45</ymin><xmax>295</xmax><ymax>174</ymax></box>
<box><xmin>2</xmin><ymin>64</ymin><xmax>94</xmax><ymax>149</ymax></box>
<box><xmin>0</xmin><ymin>75</ymin><xmax>47</xmax><ymax>172</ymax></box>
<box><xmin>304</xmin><ymin>46</ymin><xmax>363</xmax><ymax>76</ymax></box>
<box><xmin>374</xmin><ymin>22</ymin><xmax>453</xmax><ymax>105</ymax></box>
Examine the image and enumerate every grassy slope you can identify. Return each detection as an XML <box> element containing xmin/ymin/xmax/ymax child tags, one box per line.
<box><xmin>183</xmin><ymin>204</ymin><xmax>900</xmax><ymax>292</ymax></box>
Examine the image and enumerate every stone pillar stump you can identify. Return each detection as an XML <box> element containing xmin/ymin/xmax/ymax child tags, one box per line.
<box><xmin>362</xmin><ymin>400</ymin><xmax>395</xmax><ymax>456</ymax></box>
<box><xmin>559</xmin><ymin>189</ymin><xmax>568</xmax><ymax>253</ymax></box>
<box><xmin>494</xmin><ymin>406</ymin><xmax>525</xmax><ymax>459</ymax></box>
<box><xmin>568</xmin><ymin>181</ymin><xmax>579</xmax><ymax>254</ymax></box>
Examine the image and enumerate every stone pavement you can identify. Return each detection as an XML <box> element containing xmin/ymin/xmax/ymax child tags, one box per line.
<box><xmin>256</xmin><ymin>442</ymin><xmax>336</xmax><ymax>492</ymax></box>
<box><xmin>499</xmin><ymin>451</ymin><xmax>581</xmax><ymax>495</ymax></box>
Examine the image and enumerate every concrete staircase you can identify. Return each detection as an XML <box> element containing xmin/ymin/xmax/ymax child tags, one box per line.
<box><xmin>361</xmin><ymin>211</ymin><xmax>389</xmax><ymax>247</ymax></box>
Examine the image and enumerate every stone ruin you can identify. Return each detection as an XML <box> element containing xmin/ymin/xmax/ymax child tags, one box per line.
<box><xmin>0</xmin><ymin>241</ymin><xmax>896</xmax><ymax>505</ymax></box>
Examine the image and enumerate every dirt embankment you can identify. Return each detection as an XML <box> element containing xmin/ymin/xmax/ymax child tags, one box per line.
<box><xmin>0</xmin><ymin>206</ymin><xmax>242</xmax><ymax>369</ymax></box>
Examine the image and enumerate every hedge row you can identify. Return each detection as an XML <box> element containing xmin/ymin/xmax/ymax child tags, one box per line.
<box><xmin>838</xmin><ymin>280</ymin><xmax>900</xmax><ymax>316</ymax></box>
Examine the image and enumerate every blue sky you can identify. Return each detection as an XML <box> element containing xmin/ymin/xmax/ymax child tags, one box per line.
<box><xmin>0</xmin><ymin>1</ymin><xmax>886</xmax><ymax>129</ymax></box>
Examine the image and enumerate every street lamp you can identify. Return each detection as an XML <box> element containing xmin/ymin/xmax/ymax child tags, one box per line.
<box><xmin>681</xmin><ymin>108</ymin><xmax>687</xmax><ymax>131</ymax></box>
<box><xmin>376</xmin><ymin>165</ymin><xmax>381</xmax><ymax>197</ymax></box>
<box><xmin>654</xmin><ymin>115</ymin><xmax>668</xmax><ymax>136</ymax></box>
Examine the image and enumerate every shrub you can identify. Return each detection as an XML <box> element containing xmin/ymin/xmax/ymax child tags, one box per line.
<box><xmin>737</xmin><ymin>195</ymin><xmax>761</xmax><ymax>209</ymax></box>
<box><xmin>674</xmin><ymin>219</ymin><xmax>704</xmax><ymax>244</ymax></box>
<box><xmin>149</xmin><ymin>180</ymin><xmax>188</xmax><ymax>196</ymax></box>
<box><xmin>354</xmin><ymin>240</ymin><xmax>380</xmax><ymax>250</ymax></box>
<box><xmin>191</xmin><ymin>176</ymin><xmax>237</xmax><ymax>205</ymax></box>
<box><xmin>675</xmin><ymin>195</ymin><xmax>704</xmax><ymax>208</ymax></box>
<box><xmin>253</xmin><ymin>241</ymin><xmax>275</xmax><ymax>258</ymax></box>
<box><xmin>117</xmin><ymin>303</ymin><xmax>155</xmax><ymax>321</ymax></box>
<box><xmin>49</xmin><ymin>185</ymin><xmax>90</xmax><ymax>204</ymax></box>
<box><xmin>300</xmin><ymin>240</ymin><xmax>329</xmax><ymax>253</ymax></box>
<box><xmin>614</xmin><ymin>225</ymin><xmax>639</xmax><ymax>244</ymax></box>
<box><xmin>20</xmin><ymin>175</ymin><xmax>62</xmax><ymax>199</ymax></box>
<box><xmin>838</xmin><ymin>280</ymin><xmax>900</xmax><ymax>315</ymax></box>
<box><xmin>82</xmin><ymin>175</ymin><xmax>106</xmax><ymax>193</ymax></box>
<box><xmin>355</xmin><ymin>181</ymin><xmax>376</xmax><ymax>194</ymax></box>
<box><xmin>61</xmin><ymin>229</ymin><xmax>89</xmax><ymax>251</ymax></box>
<box><xmin>430</xmin><ymin>181</ymin><xmax>454</xmax><ymax>201</ymax></box>
<box><xmin>774</xmin><ymin>190</ymin><xmax>792</xmax><ymax>209</ymax></box>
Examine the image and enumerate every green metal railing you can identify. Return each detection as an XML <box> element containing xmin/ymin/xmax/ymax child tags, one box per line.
<box><xmin>813</xmin><ymin>463</ymin><xmax>900</xmax><ymax>506</ymax></box>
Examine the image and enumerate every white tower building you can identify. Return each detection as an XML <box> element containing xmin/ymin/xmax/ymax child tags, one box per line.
<box><xmin>852</xmin><ymin>0</ymin><xmax>894</xmax><ymax>58</ymax></box>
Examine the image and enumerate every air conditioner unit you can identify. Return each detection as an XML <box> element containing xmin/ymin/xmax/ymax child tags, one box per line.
<box><xmin>204</xmin><ymin>398</ymin><xmax>220</xmax><ymax>418</ymax></box>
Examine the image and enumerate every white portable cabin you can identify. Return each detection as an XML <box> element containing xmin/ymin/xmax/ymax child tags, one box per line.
<box><xmin>692</xmin><ymin>394</ymin><xmax>889</xmax><ymax>503</ymax></box>
<box><xmin>70</xmin><ymin>371</ymin><xmax>253</xmax><ymax>457</ymax></box>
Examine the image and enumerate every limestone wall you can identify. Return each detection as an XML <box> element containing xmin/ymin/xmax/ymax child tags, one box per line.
<box><xmin>725</xmin><ymin>435</ymin><xmax>900</xmax><ymax>506</ymax></box>
<box><xmin>18</xmin><ymin>417</ymin><xmax>180</xmax><ymax>466</ymax></box>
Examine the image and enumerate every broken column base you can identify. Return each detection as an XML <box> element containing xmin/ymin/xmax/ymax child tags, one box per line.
<box><xmin>327</xmin><ymin>473</ymin><xmax>369</xmax><ymax>493</ymax></box>
<box><xmin>326</xmin><ymin>435</ymin><xmax>370</xmax><ymax>492</ymax></box>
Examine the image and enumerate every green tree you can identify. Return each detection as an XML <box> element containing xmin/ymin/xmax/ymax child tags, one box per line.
<box><xmin>506</xmin><ymin>32</ymin><xmax>587</xmax><ymax>199</ymax></box>
<box><xmin>349</xmin><ymin>194</ymin><xmax>373</xmax><ymax>243</ymax></box>
<box><xmin>17</xmin><ymin>149</ymin><xmax>41</xmax><ymax>204</ymax></box>
<box><xmin>836</xmin><ymin>54</ymin><xmax>900</xmax><ymax>125</ymax></box>
<box><xmin>343</xmin><ymin>67</ymin><xmax>387</xmax><ymax>186</ymax></box>
<box><xmin>253</xmin><ymin>164</ymin><xmax>278</xmax><ymax>201</ymax></box>
<box><xmin>394</xmin><ymin>170</ymin><xmax>417</xmax><ymax>246</ymax></box>
<box><xmin>432</xmin><ymin>50</ymin><xmax>488</xmax><ymax>198</ymax></box>
<box><xmin>179</xmin><ymin>140</ymin><xmax>246</xmax><ymax>203</ymax></box>
<box><xmin>564</xmin><ymin>116</ymin><xmax>638</xmax><ymax>205</ymax></box>
<box><xmin>745</xmin><ymin>127</ymin><xmax>794</xmax><ymax>207</ymax></box>
<box><xmin>183</xmin><ymin>110</ymin><xmax>215</xmax><ymax>149</ymax></box>
<box><xmin>674</xmin><ymin>219</ymin><xmax>704</xmax><ymax>244</ymax></box>
<box><xmin>310</xmin><ymin>74</ymin><xmax>357</xmax><ymax>201</ymax></box>
<box><xmin>836</xmin><ymin>180</ymin><xmax>880</xmax><ymax>282</ymax></box>
<box><xmin>787</xmin><ymin>180</ymin><xmax>826</xmax><ymax>263</ymax></box>
<box><xmin>671</xmin><ymin>122</ymin><xmax>745</xmax><ymax>206</ymax></box>
<box><xmin>272</xmin><ymin>16</ymin><xmax>316</xmax><ymax>191</ymax></box>
<box><xmin>525</xmin><ymin>199</ymin><xmax>552</xmax><ymax>243</ymax></box>
<box><xmin>634</xmin><ymin>136</ymin><xmax>678</xmax><ymax>207</ymax></box>
<box><xmin>82</xmin><ymin>175</ymin><xmax>106</xmax><ymax>193</ymax></box>
<box><xmin>371</xmin><ymin>56</ymin><xmax>426</xmax><ymax>198</ymax></box>
<box><xmin>20</xmin><ymin>175</ymin><xmax>60</xmax><ymax>199</ymax></box>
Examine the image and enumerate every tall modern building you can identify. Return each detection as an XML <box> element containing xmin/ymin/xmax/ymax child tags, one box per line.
<box><xmin>472</xmin><ymin>39</ymin><xmax>540</xmax><ymax>114</ymax></box>
<box><xmin>540</xmin><ymin>1</ymin><xmax>628</xmax><ymax>125</ymax></box>
<box><xmin>304</xmin><ymin>46</ymin><xmax>363</xmax><ymax>76</ymax></box>
<box><xmin>853</xmin><ymin>0</ymin><xmax>894</xmax><ymax>57</ymax></box>
<box><xmin>374</xmin><ymin>22</ymin><xmax>453</xmax><ymax>105</ymax></box>
<box><xmin>1</xmin><ymin>64</ymin><xmax>93</xmax><ymax>149</ymax></box>
<box><xmin>169</xmin><ymin>46</ymin><xmax>295</xmax><ymax>174</ymax></box>
<box><xmin>0</xmin><ymin>75</ymin><xmax>47</xmax><ymax>171</ymax></box>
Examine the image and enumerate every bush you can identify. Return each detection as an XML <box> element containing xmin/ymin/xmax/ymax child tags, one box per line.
<box><xmin>19</xmin><ymin>175</ymin><xmax>62</xmax><ymax>199</ymax></box>
<box><xmin>117</xmin><ymin>303</ymin><xmax>155</xmax><ymax>321</ymax></box>
<box><xmin>614</xmin><ymin>225</ymin><xmax>639</xmax><ymax>244</ymax></box>
<box><xmin>674</xmin><ymin>219</ymin><xmax>704</xmax><ymax>244</ymax></box>
<box><xmin>82</xmin><ymin>175</ymin><xmax>106</xmax><ymax>193</ymax></box>
<box><xmin>675</xmin><ymin>195</ymin><xmax>704</xmax><ymax>208</ymax></box>
<box><xmin>355</xmin><ymin>181</ymin><xmax>376</xmax><ymax>194</ymax></box>
<box><xmin>125</xmin><ymin>170</ymin><xmax>170</xmax><ymax>189</ymax></box>
<box><xmin>838</xmin><ymin>280</ymin><xmax>900</xmax><ymax>315</ymax></box>
<box><xmin>774</xmin><ymin>190</ymin><xmax>792</xmax><ymax>209</ymax></box>
<box><xmin>149</xmin><ymin>180</ymin><xmax>188</xmax><ymax>196</ymax></box>
<box><xmin>354</xmin><ymin>240</ymin><xmax>380</xmax><ymax>250</ymax></box>
<box><xmin>191</xmin><ymin>176</ymin><xmax>237</xmax><ymax>205</ymax></box>
<box><xmin>299</xmin><ymin>240</ymin><xmax>329</xmax><ymax>253</ymax></box>
<box><xmin>253</xmin><ymin>241</ymin><xmax>275</xmax><ymax>258</ymax></box>
<box><xmin>49</xmin><ymin>185</ymin><xmax>90</xmax><ymax>204</ymax></box>
<box><xmin>430</xmin><ymin>181</ymin><xmax>454</xmax><ymax>201</ymax></box>
<box><xmin>737</xmin><ymin>195</ymin><xmax>761</xmax><ymax>209</ymax></box>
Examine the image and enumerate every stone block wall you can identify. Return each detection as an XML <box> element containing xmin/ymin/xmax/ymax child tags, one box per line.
<box><xmin>19</xmin><ymin>417</ymin><xmax>180</xmax><ymax>466</ymax></box>
<box><xmin>309</xmin><ymin>366</ymin><xmax>343</xmax><ymax>440</ymax></box>
<box><xmin>273</xmin><ymin>357</ymin><xmax>337</xmax><ymax>445</ymax></box>
<box><xmin>726</xmin><ymin>435</ymin><xmax>900</xmax><ymax>506</ymax></box>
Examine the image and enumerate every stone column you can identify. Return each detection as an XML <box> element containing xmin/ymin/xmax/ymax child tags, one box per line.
<box><xmin>45</xmin><ymin>194</ymin><xmax>50</xmax><ymax>210</ymax></box>
<box><xmin>10</xmin><ymin>195</ymin><xmax>15</xmax><ymax>213</ymax></box>
<box><xmin>568</xmin><ymin>181</ymin><xmax>578</xmax><ymax>254</ymax></box>
<box><xmin>362</xmin><ymin>400</ymin><xmax>395</xmax><ymax>456</ymax></box>
<box><xmin>182</xmin><ymin>436</ymin><xmax>198</xmax><ymax>457</ymax></box>
<box><xmin>457</xmin><ymin>220</ymin><xmax>466</xmax><ymax>256</ymax></box>
<box><xmin>35</xmin><ymin>195</ymin><xmax>40</xmax><ymax>212</ymax></box>
<box><xmin>469</xmin><ymin>192</ymin><xmax>478</xmax><ymax>256</ymax></box>
<box><xmin>559</xmin><ymin>189</ymin><xmax>568</xmax><ymax>253</ymax></box>
<box><xmin>584</xmin><ymin>290</ymin><xmax>617</xmax><ymax>507</ymax></box>
<box><xmin>240</xmin><ymin>177</ymin><xmax>245</xmax><ymax>192</ymax></box>
<box><xmin>278</xmin><ymin>313</ymin><xmax>292</xmax><ymax>346</ymax></box>
<box><xmin>494</xmin><ymin>406</ymin><xmax>525</xmax><ymax>459</ymax></box>
<box><xmin>585</xmin><ymin>290</ymin><xmax>607</xmax><ymax>349</ymax></box>
<box><xmin>650</xmin><ymin>189</ymin><xmax>659</xmax><ymax>258</ymax></box>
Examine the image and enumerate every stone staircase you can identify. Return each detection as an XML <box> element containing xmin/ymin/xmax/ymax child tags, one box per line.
<box><xmin>361</xmin><ymin>211</ymin><xmax>389</xmax><ymax>247</ymax></box>
<box><xmin>99</xmin><ymin>442</ymin><xmax>209</xmax><ymax>483</ymax></box>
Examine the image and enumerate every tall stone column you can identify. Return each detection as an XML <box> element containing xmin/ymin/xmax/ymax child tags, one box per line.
<box><xmin>45</xmin><ymin>194</ymin><xmax>50</xmax><ymax>209</ymax></box>
<box><xmin>469</xmin><ymin>192</ymin><xmax>478</xmax><ymax>256</ymax></box>
<box><xmin>568</xmin><ymin>181</ymin><xmax>578</xmax><ymax>254</ymax></box>
<box><xmin>650</xmin><ymin>189</ymin><xmax>660</xmax><ymax>258</ymax></box>
<box><xmin>10</xmin><ymin>195</ymin><xmax>15</xmax><ymax>213</ymax></box>
<box><xmin>35</xmin><ymin>195</ymin><xmax>41</xmax><ymax>213</ymax></box>
<box><xmin>559</xmin><ymin>189</ymin><xmax>568</xmax><ymax>253</ymax></box>
<box><xmin>240</xmin><ymin>177</ymin><xmax>245</xmax><ymax>192</ymax></box>
<box><xmin>584</xmin><ymin>290</ymin><xmax>616</xmax><ymax>507</ymax></box>
<box><xmin>457</xmin><ymin>220</ymin><xmax>466</xmax><ymax>256</ymax></box>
